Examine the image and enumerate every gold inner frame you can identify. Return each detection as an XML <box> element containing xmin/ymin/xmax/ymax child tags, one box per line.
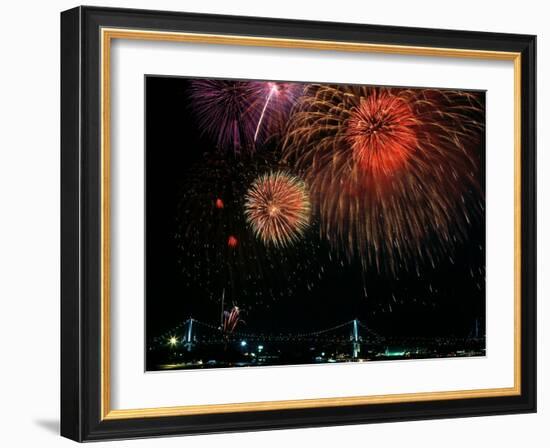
<box><xmin>100</xmin><ymin>27</ymin><xmax>522</xmax><ymax>420</ymax></box>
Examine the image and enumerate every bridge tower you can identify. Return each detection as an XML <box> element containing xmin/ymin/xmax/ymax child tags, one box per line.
<box><xmin>468</xmin><ymin>318</ymin><xmax>482</xmax><ymax>339</ymax></box>
<box><xmin>352</xmin><ymin>319</ymin><xmax>361</xmax><ymax>359</ymax></box>
<box><xmin>184</xmin><ymin>318</ymin><xmax>195</xmax><ymax>352</ymax></box>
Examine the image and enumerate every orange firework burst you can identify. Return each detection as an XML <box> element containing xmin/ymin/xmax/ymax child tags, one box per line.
<box><xmin>283</xmin><ymin>84</ymin><xmax>484</xmax><ymax>273</ymax></box>
<box><xmin>245</xmin><ymin>172</ymin><xmax>311</xmax><ymax>248</ymax></box>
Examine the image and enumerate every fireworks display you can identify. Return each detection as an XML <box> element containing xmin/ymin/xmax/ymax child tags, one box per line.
<box><xmin>146</xmin><ymin>75</ymin><xmax>486</xmax><ymax>368</ymax></box>
<box><xmin>245</xmin><ymin>171</ymin><xmax>311</xmax><ymax>248</ymax></box>
<box><xmin>283</xmin><ymin>84</ymin><xmax>484</xmax><ymax>273</ymax></box>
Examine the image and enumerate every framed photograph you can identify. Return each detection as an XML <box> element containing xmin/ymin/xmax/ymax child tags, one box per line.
<box><xmin>61</xmin><ymin>6</ymin><xmax>536</xmax><ymax>441</ymax></box>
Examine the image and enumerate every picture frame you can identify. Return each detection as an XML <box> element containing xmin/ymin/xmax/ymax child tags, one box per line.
<box><xmin>60</xmin><ymin>6</ymin><xmax>536</xmax><ymax>442</ymax></box>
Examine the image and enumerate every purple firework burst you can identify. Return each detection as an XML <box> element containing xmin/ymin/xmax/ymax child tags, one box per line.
<box><xmin>189</xmin><ymin>79</ymin><xmax>303</xmax><ymax>153</ymax></box>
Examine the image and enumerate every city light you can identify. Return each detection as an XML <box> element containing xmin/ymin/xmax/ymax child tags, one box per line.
<box><xmin>168</xmin><ymin>336</ymin><xmax>177</xmax><ymax>346</ymax></box>
<box><xmin>240</xmin><ymin>340</ymin><xmax>247</xmax><ymax>347</ymax></box>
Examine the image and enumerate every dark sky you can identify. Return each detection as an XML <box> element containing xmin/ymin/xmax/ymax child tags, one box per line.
<box><xmin>145</xmin><ymin>76</ymin><xmax>485</xmax><ymax>342</ymax></box>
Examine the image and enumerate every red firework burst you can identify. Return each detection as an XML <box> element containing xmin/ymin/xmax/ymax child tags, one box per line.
<box><xmin>283</xmin><ymin>84</ymin><xmax>484</xmax><ymax>273</ymax></box>
<box><xmin>346</xmin><ymin>90</ymin><xmax>418</xmax><ymax>175</ymax></box>
<box><xmin>227</xmin><ymin>235</ymin><xmax>238</xmax><ymax>248</ymax></box>
<box><xmin>245</xmin><ymin>172</ymin><xmax>311</xmax><ymax>248</ymax></box>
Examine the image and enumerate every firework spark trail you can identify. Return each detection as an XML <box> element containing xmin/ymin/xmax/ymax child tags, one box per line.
<box><xmin>245</xmin><ymin>172</ymin><xmax>311</xmax><ymax>248</ymax></box>
<box><xmin>252</xmin><ymin>82</ymin><xmax>304</xmax><ymax>142</ymax></box>
<box><xmin>282</xmin><ymin>84</ymin><xmax>484</xmax><ymax>273</ymax></box>
<box><xmin>254</xmin><ymin>84</ymin><xmax>277</xmax><ymax>142</ymax></box>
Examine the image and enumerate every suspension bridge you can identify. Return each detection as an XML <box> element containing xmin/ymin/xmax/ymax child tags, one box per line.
<box><xmin>151</xmin><ymin>318</ymin><xmax>382</xmax><ymax>351</ymax></box>
<box><xmin>147</xmin><ymin>317</ymin><xmax>484</xmax><ymax>369</ymax></box>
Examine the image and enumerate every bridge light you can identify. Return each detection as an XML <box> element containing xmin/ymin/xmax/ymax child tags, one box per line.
<box><xmin>240</xmin><ymin>340</ymin><xmax>247</xmax><ymax>347</ymax></box>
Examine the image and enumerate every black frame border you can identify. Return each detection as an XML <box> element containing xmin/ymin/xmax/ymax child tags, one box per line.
<box><xmin>61</xmin><ymin>6</ymin><xmax>536</xmax><ymax>442</ymax></box>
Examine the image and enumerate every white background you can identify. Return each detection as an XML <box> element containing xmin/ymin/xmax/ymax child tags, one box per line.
<box><xmin>111</xmin><ymin>40</ymin><xmax>515</xmax><ymax>409</ymax></box>
<box><xmin>0</xmin><ymin>0</ymin><xmax>546</xmax><ymax>447</ymax></box>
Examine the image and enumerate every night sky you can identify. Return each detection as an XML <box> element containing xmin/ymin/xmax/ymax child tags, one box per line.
<box><xmin>145</xmin><ymin>76</ymin><xmax>486</xmax><ymax>343</ymax></box>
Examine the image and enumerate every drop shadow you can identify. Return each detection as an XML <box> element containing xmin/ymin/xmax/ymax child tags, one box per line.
<box><xmin>33</xmin><ymin>419</ymin><xmax>59</xmax><ymax>435</ymax></box>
